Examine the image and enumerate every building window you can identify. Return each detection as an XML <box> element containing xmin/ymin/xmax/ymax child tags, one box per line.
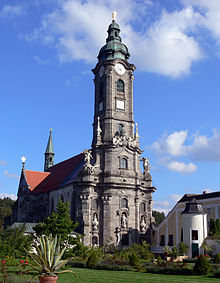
<box><xmin>140</xmin><ymin>202</ymin><xmax>146</xmax><ymax>213</ymax></box>
<box><xmin>60</xmin><ymin>195</ymin><xmax>64</xmax><ymax>202</ymax></box>
<box><xmin>122</xmin><ymin>234</ymin><xmax>129</xmax><ymax>245</ymax></box>
<box><xmin>168</xmin><ymin>235</ymin><xmax>173</xmax><ymax>246</ymax></box>
<box><xmin>118</xmin><ymin>124</ymin><xmax>124</xmax><ymax>134</ymax></box>
<box><xmin>117</xmin><ymin>79</ymin><xmax>124</xmax><ymax>93</ymax></box>
<box><xmin>119</xmin><ymin>157</ymin><xmax>128</xmax><ymax>169</ymax></box>
<box><xmin>51</xmin><ymin>198</ymin><xmax>54</xmax><ymax>212</ymax></box>
<box><xmin>192</xmin><ymin>230</ymin><xmax>198</xmax><ymax>240</ymax></box>
<box><xmin>92</xmin><ymin>199</ymin><xmax>98</xmax><ymax>210</ymax></box>
<box><xmin>206</xmin><ymin>208</ymin><xmax>211</xmax><ymax>215</ymax></box>
<box><xmin>121</xmin><ymin>198</ymin><xmax>128</xmax><ymax>208</ymax></box>
<box><xmin>160</xmin><ymin>235</ymin><xmax>165</xmax><ymax>246</ymax></box>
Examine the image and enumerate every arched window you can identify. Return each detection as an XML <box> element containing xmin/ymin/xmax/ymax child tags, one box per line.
<box><xmin>92</xmin><ymin>199</ymin><xmax>98</xmax><ymax>210</ymax></box>
<box><xmin>51</xmin><ymin>197</ymin><xmax>54</xmax><ymax>212</ymax></box>
<box><xmin>118</xmin><ymin>124</ymin><xmax>123</xmax><ymax>134</ymax></box>
<box><xmin>119</xmin><ymin>157</ymin><xmax>128</xmax><ymax>169</ymax></box>
<box><xmin>121</xmin><ymin>198</ymin><xmax>128</xmax><ymax>208</ymax></box>
<box><xmin>99</xmin><ymin>81</ymin><xmax>104</xmax><ymax>100</ymax></box>
<box><xmin>140</xmin><ymin>202</ymin><xmax>146</xmax><ymax>213</ymax></box>
<box><xmin>117</xmin><ymin>79</ymin><xmax>124</xmax><ymax>93</ymax></box>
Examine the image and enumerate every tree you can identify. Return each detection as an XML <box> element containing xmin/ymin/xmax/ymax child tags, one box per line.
<box><xmin>0</xmin><ymin>198</ymin><xmax>15</xmax><ymax>225</ymax></box>
<box><xmin>209</xmin><ymin>218</ymin><xmax>220</xmax><ymax>236</ymax></box>
<box><xmin>0</xmin><ymin>225</ymin><xmax>33</xmax><ymax>258</ymax></box>
<box><xmin>34</xmin><ymin>200</ymin><xmax>78</xmax><ymax>243</ymax></box>
<box><xmin>152</xmin><ymin>210</ymin><xmax>165</xmax><ymax>226</ymax></box>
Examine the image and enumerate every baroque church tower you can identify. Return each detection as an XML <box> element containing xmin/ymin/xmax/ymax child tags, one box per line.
<box><xmin>13</xmin><ymin>13</ymin><xmax>156</xmax><ymax>247</ymax></box>
<box><xmin>75</xmin><ymin>13</ymin><xmax>156</xmax><ymax>246</ymax></box>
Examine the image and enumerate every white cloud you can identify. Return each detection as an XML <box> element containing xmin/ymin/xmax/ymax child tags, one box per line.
<box><xmin>151</xmin><ymin>129</ymin><xmax>220</xmax><ymax>162</ymax></box>
<box><xmin>0</xmin><ymin>160</ymin><xmax>7</xmax><ymax>165</ymax></box>
<box><xmin>166</xmin><ymin>160</ymin><xmax>197</xmax><ymax>173</ymax></box>
<box><xmin>0</xmin><ymin>193</ymin><xmax>17</xmax><ymax>200</ymax></box>
<box><xmin>151</xmin><ymin>130</ymin><xmax>188</xmax><ymax>156</ymax></box>
<box><xmin>33</xmin><ymin>56</ymin><xmax>49</xmax><ymax>65</ymax></box>
<box><xmin>21</xmin><ymin>0</ymin><xmax>206</xmax><ymax>78</ymax></box>
<box><xmin>0</xmin><ymin>5</ymin><xmax>23</xmax><ymax>18</ymax></box>
<box><xmin>153</xmin><ymin>194</ymin><xmax>182</xmax><ymax>215</ymax></box>
<box><xmin>4</xmin><ymin>170</ymin><xmax>19</xmax><ymax>180</ymax></box>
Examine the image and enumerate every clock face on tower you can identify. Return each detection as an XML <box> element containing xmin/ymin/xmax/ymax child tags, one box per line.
<box><xmin>115</xmin><ymin>63</ymin><xmax>125</xmax><ymax>75</ymax></box>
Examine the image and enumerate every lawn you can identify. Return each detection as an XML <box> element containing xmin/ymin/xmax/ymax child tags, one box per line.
<box><xmin>1</xmin><ymin>266</ymin><xmax>218</xmax><ymax>282</ymax></box>
<box><xmin>56</xmin><ymin>268</ymin><xmax>219</xmax><ymax>283</ymax></box>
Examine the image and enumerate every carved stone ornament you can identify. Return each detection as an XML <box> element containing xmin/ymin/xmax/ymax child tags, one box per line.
<box><xmin>115</xmin><ymin>227</ymin><xmax>121</xmax><ymax>244</ymax></box>
<box><xmin>112</xmin><ymin>130</ymin><xmax>141</xmax><ymax>152</ymax></box>
<box><xmin>140</xmin><ymin>216</ymin><xmax>147</xmax><ymax>232</ymax></box>
<box><xmin>83</xmin><ymin>149</ymin><xmax>95</xmax><ymax>174</ymax></box>
<box><xmin>121</xmin><ymin>212</ymin><xmax>128</xmax><ymax>228</ymax></box>
<box><xmin>141</xmin><ymin>157</ymin><xmax>151</xmax><ymax>174</ymax></box>
<box><xmin>92</xmin><ymin>213</ymin><xmax>99</xmax><ymax>230</ymax></box>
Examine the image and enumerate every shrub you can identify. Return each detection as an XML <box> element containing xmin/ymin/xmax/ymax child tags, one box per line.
<box><xmin>128</xmin><ymin>253</ymin><xmax>140</xmax><ymax>267</ymax></box>
<box><xmin>178</xmin><ymin>242</ymin><xmax>188</xmax><ymax>255</ymax></box>
<box><xmin>214</xmin><ymin>253</ymin><xmax>220</xmax><ymax>264</ymax></box>
<box><xmin>193</xmin><ymin>255</ymin><xmax>213</xmax><ymax>275</ymax></box>
<box><xmin>213</xmin><ymin>268</ymin><xmax>220</xmax><ymax>278</ymax></box>
<box><xmin>171</xmin><ymin>246</ymin><xmax>179</xmax><ymax>259</ymax></box>
<box><xmin>86</xmin><ymin>249</ymin><xmax>100</xmax><ymax>268</ymax></box>
<box><xmin>0</xmin><ymin>226</ymin><xmax>33</xmax><ymax>258</ymax></box>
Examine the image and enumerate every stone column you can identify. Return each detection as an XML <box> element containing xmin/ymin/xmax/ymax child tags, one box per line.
<box><xmin>80</xmin><ymin>192</ymin><xmax>91</xmax><ymax>245</ymax></box>
<box><xmin>102</xmin><ymin>194</ymin><xmax>112</xmax><ymax>245</ymax></box>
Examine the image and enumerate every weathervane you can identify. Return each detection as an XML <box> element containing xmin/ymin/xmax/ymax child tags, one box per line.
<box><xmin>112</xmin><ymin>11</ymin><xmax>117</xmax><ymax>21</ymax></box>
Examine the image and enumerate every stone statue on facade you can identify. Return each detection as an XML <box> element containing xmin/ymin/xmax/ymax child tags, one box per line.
<box><xmin>140</xmin><ymin>216</ymin><xmax>147</xmax><ymax>232</ymax></box>
<box><xmin>115</xmin><ymin>227</ymin><xmax>121</xmax><ymax>244</ymax></box>
<box><xmin>92</xmin><ymin>213</ymin><xmax>99</xmax><ymax>230</ymax></box>
<box><xmin>141</xmin><ymin>157</ymin><xmax>151</xmax><ymax>173</ymax></box>
<box><xmin>121</xmin><ymin>213</ymin><xmax>127</xmax><ymax>228</ymax></box>
<box><xmin>83</xmin><ymin>149</ymin><xmax>95</xmax><ymax>174</ymax></box>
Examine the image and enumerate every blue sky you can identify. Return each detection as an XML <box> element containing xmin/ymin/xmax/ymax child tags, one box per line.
<box><xmin>1</xmin><ymin>0</ymin><xmax>220</xmax><ymax>213</ymax></box>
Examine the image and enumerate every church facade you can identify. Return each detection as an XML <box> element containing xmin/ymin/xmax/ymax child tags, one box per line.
<box><xmin>12</xmin><ymin>16</ymin><xmax>156</xmax><ymax>247</ymax></box>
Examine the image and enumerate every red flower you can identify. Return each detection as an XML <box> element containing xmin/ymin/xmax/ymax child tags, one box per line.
<box><xmin>20</xmin><ymin>260</ymin><xmax>24</xmax><ymax>263</ymax></box>
<box><xmin>25</xmin><ymin>261</ymin><xmax>29</xmax><ymax>264</ymax></box>
<box><xmin>1</xmin><ymin>260</ymin><xmax>5</xmax><ymax>264</ymax></box>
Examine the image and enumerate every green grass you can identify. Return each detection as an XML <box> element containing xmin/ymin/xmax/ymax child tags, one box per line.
<box><xmin>1</xmin><ymin>266</ymin><xmax>219</xmax><ymax>282</ymax></box>
<box><xmin>57</xmin><ymin>267</ymin><xmax>219</xmax><ymax>283</ymax></box>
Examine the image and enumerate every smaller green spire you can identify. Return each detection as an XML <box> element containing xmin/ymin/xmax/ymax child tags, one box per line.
<box><xmin>44</xmin><ymin>129</ymin><xmax>55</xmax><ymax>171</ymax></box>
<box><xmin>45</xmin><ymin>128</ymin><xmax>54</xmax><ymax>154</ymax></box>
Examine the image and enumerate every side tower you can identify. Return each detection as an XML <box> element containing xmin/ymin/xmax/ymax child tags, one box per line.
<box><xmin>44</xmin><ymin>129</ymin><xmax>55</xmax><ymax>172</ymax></box>
<box><xmin>182</xmin><ymin>198</ymin><xmax>207</xmax><ymax>258</ymax></box>
<box><xmin>76</xmin><ymin>14</ymin><xmax>156</xmax><ymax>247</ymax></box>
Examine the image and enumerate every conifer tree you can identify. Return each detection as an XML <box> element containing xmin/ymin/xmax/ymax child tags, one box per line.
<box><xmin>34</xmin><ymin>200</ymin><xmax>78</xmax><ymax>243</ymax></box>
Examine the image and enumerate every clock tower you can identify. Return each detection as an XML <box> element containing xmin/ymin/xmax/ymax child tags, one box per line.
<box><xmin>77</xmin><ymin>14</ymin><xmax>156</xmax><ymax>246</ymax></box>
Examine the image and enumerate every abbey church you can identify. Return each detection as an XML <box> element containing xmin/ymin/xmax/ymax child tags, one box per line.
<box><xmin>12</xmin><ymin>15</ymin><xmax>156</xmax><ymax>247</ymax></box>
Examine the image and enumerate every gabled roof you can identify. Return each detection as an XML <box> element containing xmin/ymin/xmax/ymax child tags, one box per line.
<box><xmin>178</xmin><ymin>191</ymin><xmax>220</xmax><ymax>203</ymax></box>
<box><xmin>24</xmin><ymin>170</ymin><xmax>50</xmax><ymax>191</ymax></box>
<box><xmin>26</xmin><ymin>153</ymin><xmax>84</xmax><ymax>194</ymax></box>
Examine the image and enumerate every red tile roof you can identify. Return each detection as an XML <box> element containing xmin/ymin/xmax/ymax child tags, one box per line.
<box><xmin>25</xmin><ymin>153</ymin><xmax>84</xmax><ymax>194</ymax></box>
<box><xmin>24</xmin><ymin>170</ymin><xmax>50</xmax><ymax>191</ymax></box>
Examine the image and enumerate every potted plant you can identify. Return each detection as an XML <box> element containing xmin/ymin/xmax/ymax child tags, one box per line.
<box><xmin>23</xmin><ymin>234</ymin><xmax>77</xmax><ymax>282</ymax></box>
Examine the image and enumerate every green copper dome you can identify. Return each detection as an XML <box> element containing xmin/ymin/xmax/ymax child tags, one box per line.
<box><xmin>98</xmin><ymin>20</ymin><xmax>130</xmax><ymax>62</ymax></box>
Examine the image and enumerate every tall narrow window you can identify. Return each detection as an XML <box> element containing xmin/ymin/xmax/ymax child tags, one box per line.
<box><xmin>168</xmin><ymin>235</ymin><xmax>173</xmax><ymax>246</ymax></box>
<box><xmin>140</xmin><ymin>202</ymin><xmax>146</xmax><ymax>213</ymax></box>
<box><xmin>121</xmin><ymin>198</ymin><xmax>128</xmax><ymax>208</ymax></box>
<box><xmin>119</xmin><ymin>157</ymin><xmax>127</xmax><ymax>169</ymax></box>
<box><xmin>51</xmin><ymin>198</ymin><xmax>54</xmax><ymax>212</ymax></box>
<box><xmin>192</xmin><ymin>230</ymin><xmax>198</xmax><ymax>240</ymax></box>
<box><xmin>117</xmin><ymin>79</ymin><xmax>124</xmax><ymax>93</ymax></box>
<box><xmin>160</xmin><ymin>235</ymin><xmax>165</xmax><ymax>246</ymax></box>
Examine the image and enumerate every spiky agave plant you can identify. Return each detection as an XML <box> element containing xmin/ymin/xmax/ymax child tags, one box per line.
<box><xmin>24</xmin><ymin>234</ymin><xmax>77</xmax><ymax>278</ymax></box>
